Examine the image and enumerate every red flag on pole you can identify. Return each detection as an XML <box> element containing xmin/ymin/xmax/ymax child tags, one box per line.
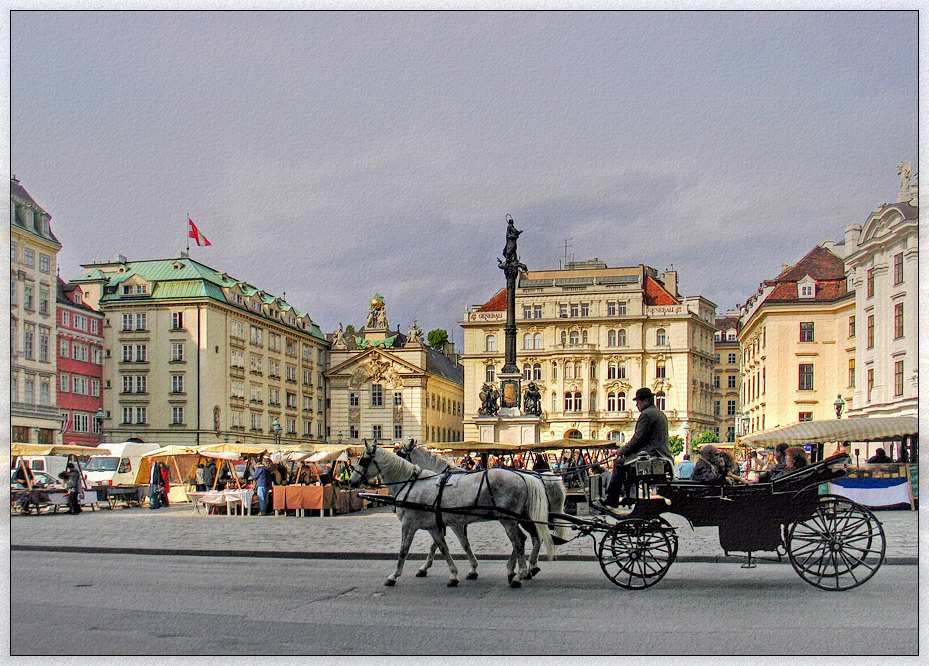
<box><xmin>188</xmin><ymin>218</ymin><xmax>212</xmax><ymax>247</ymax></box>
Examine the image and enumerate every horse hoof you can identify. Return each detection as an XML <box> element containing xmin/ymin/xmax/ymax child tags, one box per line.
<box><xmin>466</xmin><ymin>572</ymin><xmax>478</xmax><ymax>580</ymax></box>
<box><xmin>524</xmin><ymin>570</ymin><xmax>534</xmax><ymax>580</ymax></box>
<box><xmin>384</xmin><ymin>579</ymin><xmax>396</xmax><ymax>587</ymax></box>
<box><xmin>509</xmin><ymin>579</ymin><xmax>522</xmax><ymax>589</ymax></box>
<box><xmin>447</xmin><ymin>579</ymin><xmax>459</xmax><ymax>587</ymax></box>
<box><xmin>530</xmin><ymin>567</ymin><xmax>541</xmax><ymax>577</ymax></box>
<box><xmin>415</xmin><ymin>570</ymin><xmax>428</xmax><ymax>577</ymax></box>
<box><xmin>507</xmin><ymin>573</ymin><xmax>515</xmax><ymax>583</ymax></box>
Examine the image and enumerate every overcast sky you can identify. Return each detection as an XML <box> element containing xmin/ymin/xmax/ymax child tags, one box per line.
<box><xmin>11</xmin><ymin>11</ymin><xmax>917</xmax><ymax>345</ymax></box>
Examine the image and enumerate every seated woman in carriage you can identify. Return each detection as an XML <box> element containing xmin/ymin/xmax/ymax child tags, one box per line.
<box><xmin>691</xmin><ymin>444</ymin><xmax>737</xmax><ymax>484</ymax></box>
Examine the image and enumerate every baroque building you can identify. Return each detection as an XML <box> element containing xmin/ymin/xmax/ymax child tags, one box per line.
<box><xmin>738</xmin><ymin>245</ymin><xmax>854</xmax><ymax>436</ymax></box>
<box><xmin>10</xmin><ymin>177</ymin><xmax>62</xmax><ymax>445</ymax></box>
<box><xmin>460</xmin><ymin>260</ymin><xmax>717</xmax><ymax>443</ymax></box>
<box><xmin>842</xmin><ymin>163</ymin><xmax>918</xmax><ymax>418</ymax></box>
<box><xmin>712</xmin><ymin>312</ymin><xmax>741</xmax><ymax>442</ymax></box>
<box><xmin>325</xmin><ymin>295</ymin><xmax>464</xmax><ymax>445</ymax></box>
<box><xmin>57</xmin><ymin>279</ymin><xmax>105</xmax><ymax>447</ymax></box>
<box><xmin>72</xmin><ymin>255</ymin><xmax>329</xmax><ymax>447</ymax></box>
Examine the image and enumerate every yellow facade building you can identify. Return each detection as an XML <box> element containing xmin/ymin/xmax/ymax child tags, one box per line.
<box><xmin>460</xmin><ymin>260</ymin><xmax>717</xmax><ymax>444</ymax></box>
<box><xmin>72</xmin><ymin>256</ymin><xmax>330</xmax><ymax>447</ymax></box>
<box><xmin>712</xmin><ymin>314</ymin><xmax>741</xmax><ymax>443</ymax></box>
<box><xmin>738</xmin><ymin>245</ymin><xmax>854</xmax><ymax>437</ymax></box>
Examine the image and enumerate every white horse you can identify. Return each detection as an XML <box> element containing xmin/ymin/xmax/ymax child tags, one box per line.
<box><xmin>350</xmin><ymin>441</ymin><xmax>554</xmax><ymax>588</ymax></box>
<box><xmin>399</xmin><ymin>441</ymin><xmax>570</xmax><ymax>579</ymax></box>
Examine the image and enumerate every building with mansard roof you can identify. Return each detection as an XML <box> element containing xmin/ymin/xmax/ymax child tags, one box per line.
<box><xmin>72</xmin><ymin>255</ymin><xmax>329</xmax><ymax>447</ymax></box>
<box><xmin>10</xmin><ymin>177</ymin><xmax>62</xmax><ymax>445</ymax></box>
<box><xmin>325</xmin><ymin>295</ymin><xmax>464</xmax><ymax>446</ymax></box>
<box><xmin>460</xmin><ymin>260</ymin><xmax>717</xmax><ymax>445</ymax></box>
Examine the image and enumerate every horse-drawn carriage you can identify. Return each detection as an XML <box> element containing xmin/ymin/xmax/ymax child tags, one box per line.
<box><xmin>353</xmin><ymin>442</ymin><xmax>885</xmax><ymax>592</ymax></box>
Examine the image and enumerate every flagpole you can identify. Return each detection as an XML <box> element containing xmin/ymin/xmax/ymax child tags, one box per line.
<box><xmin>186</xmin><ymin>214</ymin><xmax>190</xmax><ymax>254</ymax></box>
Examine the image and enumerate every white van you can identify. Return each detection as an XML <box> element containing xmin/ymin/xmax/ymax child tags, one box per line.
<box><xmin>83</xmin><ymin>442</ymin><xmax>161</xmax><ymax>487</ymax></box>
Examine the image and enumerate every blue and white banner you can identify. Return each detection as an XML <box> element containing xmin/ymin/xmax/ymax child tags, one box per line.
<box><xmin>828</xmin><ymin>477</ymin><xmax>912</xmax><ymax>507</ymax></box>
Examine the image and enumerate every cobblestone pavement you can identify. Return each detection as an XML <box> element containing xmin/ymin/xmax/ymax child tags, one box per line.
<box><xmin>8</xmin><ymin>501</ymin><xmax>920</xmax><ymax>564</ymax></box>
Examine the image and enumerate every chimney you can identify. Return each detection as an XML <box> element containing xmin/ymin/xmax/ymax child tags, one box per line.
<box><xmin>821</xmin><ymin>237</ymin><xmax>834</xmax><ymax>252</ymax></box>
<box><xmin>658</xmin><ymin>270</ymin><xmax>678</xmax><ymax>297</ymax></box>
<box><xmin>781</xmin><ymin>260</ymin><xmax>790</xmax><ymax>274</ymax></box>
<box><xmin>844</xmin><ymin>225</ymin><xmax>861</xmax><ymax>257</ymax></box>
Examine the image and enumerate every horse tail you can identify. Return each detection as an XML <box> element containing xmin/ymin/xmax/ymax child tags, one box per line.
<box><xmin>544</xmin><ymin>477</ymin><xmax>571</xmax><ymax>544</ymax></box>
<box><xmin>525</xmin><ymin>476</ymin><xmax>555</xmax><ymax>561</ymax></box>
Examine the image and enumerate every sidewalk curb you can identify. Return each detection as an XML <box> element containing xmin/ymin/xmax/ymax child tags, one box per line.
<box><xmin>11</xmin><ymin>544</ymin><xmax>915</xmax><ymax>566</ymax></box>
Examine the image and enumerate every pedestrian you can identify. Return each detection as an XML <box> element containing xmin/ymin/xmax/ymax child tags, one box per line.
<box><xmin>160</xmin><ymin>462</ymin><xmax>171</xmax><ymax>507</ymax></box>
<box><xmin>677</xmin><ymin>454</ymin><xmax>695</xmax><ymax>480</ymax></box>
<box><xmin>601</xmin><ymin>388</ymin><xmax>674</xmax><ymax>507</ymax></box>
<box><xmin>252</xmin><ymin>457</ymin><xmax>272</xmax><ymax>515</ymax></box>
<box><xmin>149</xmin><ymin>461</ymin><xmax>165</xmax><ymax>509</ymax></box>
<box><xmin>195</xmin><ymin>461</ymin><xmax>206</xmax><ymax>492</ymax></box>
<box><xmin>203</xmin><ymin>458</ymin><xmax>217</xmax><ymax>491</ymax></box>
<box><xmin>64</xmin><ymin>462</ymin><xmax>83</xmax><ymax>514</ymax></box>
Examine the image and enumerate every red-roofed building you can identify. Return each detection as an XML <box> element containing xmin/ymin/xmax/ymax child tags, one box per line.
<box><xmin>738</xmin><ymin>244</ymin><xmax>854</xmax><ymax>444</ymax></box>
<box><xmin>461</xmin><ymin>259</ymin><xmax>717</xmax><ymax>446</ymax></box>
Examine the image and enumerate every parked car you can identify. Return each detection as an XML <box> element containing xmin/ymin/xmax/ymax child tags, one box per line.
<box><xmin>10</xmin><ymin>470</ymin><xmax>61</xmax><ymax>489</ymax></box>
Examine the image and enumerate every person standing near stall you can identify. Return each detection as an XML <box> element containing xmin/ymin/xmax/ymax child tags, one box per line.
<box><xmin>65</xmin><ymin>461</ymin><xmax>83</xmax><ymax>514</ymax></box>
<box><xmin>252</xmin><ymin>458</ymin><xmax>272</xmax><ymax>515</ymax></box>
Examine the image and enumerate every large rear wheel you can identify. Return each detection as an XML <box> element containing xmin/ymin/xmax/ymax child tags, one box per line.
<box><xmin>786</xmin><ymin>495</ymin><xmax>885</xmax><ymax>590</ymax></box>
<box><xmin>597</xmin><ymin>519</ymin><xmax>674</xmax><ymax>589</ymax></box>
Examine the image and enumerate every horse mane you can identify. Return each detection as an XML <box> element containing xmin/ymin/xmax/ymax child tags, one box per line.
<box><xmin>412</xmin><ymin>445</ymin><xmax>461</xmax><ymax>472</ymax></box>
<box><xmin>374</xmin><ymin>446</ymin><xmax>430</xmax><ymax>481</ymax></box>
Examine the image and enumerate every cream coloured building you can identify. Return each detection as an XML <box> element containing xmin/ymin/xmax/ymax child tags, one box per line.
<box><xmin>325</xmin><ymin>296</ymin><xmax>464</xmax><ymax>445</ymax></box>
<box><xmin>72</xmin><ymin>255</ymin><xmax>329</xmax><ymax>447</ymax></box>
<box><xmin>10</xmin><ymin>177</ymin><xmax>63</xmax><ymax>445</ymax></box>
<box><xmin>842</xmin><ymin>166</ymin><xmax>918</xmax><ymax>419</ymax></box>
<box><xmin>738</xmin><ymin>245</ymin><xmax>854</xmax><ymax>436</ymax></box>
<box><xmin>460</xmin><ymin>260</ymin><xmax>717</xmax><ymax>444</ymax></box>
<box><xmin>712</xmin><ymin>313</ymin><xmax>741</xmax><ymax>443</ymax></box>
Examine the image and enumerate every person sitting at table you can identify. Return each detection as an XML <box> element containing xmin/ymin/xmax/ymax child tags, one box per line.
<box><xmin>867</xmin><ymin>448</ymin><xmax>893</xmax><ymax>464</ymax></box>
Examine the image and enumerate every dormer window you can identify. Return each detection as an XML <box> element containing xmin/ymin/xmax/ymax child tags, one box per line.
<box><xmin>73</xmin><ymin>293</ymin><xmax>82</xmax><ymax>304</ymax></box>
<box><xmin>797</xmin><ymin>275</ymin><xmax>816</xmax><ymax>299</ymax></box>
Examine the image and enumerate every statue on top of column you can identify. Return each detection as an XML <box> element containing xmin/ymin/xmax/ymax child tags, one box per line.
<box><xmin>498</xmin><ymin>214</ymin><xmax>527</xmax><ymax>273</ymax></box>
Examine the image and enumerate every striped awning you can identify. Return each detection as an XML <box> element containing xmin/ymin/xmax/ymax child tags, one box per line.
<box><xmin>741</xmin><ymin>416</ymin><xmax>918</xmax><ymax>447</ymax></box>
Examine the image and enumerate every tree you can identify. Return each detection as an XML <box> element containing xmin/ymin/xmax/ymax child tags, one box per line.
<box><xmin>427</xmin><ymin>329</ymin><xmax>449</xmax><ymax>350</ymax></box>
<box><xmin>345</xmin><ymin>324</ymin><xmax>356</xmax><ymax>335</ymax></box>
<box><xmin>690</xmin><ymin>429</ymin><xmax>719</xmax><ymax>455</ymax></box>
<box><xmin>668</xmin><ymin>435</ymin><xmax>685</xmax><ymax>457</ymax></box>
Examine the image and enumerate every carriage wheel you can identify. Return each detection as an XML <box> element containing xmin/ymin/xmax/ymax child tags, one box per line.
<box><xmin>786</xmin><ymin>495</ymin><xmax>885</xmax><ymax>591</ymax></box>
<box><xmin>655</xmin><ymin>516</ymin><xmax>679</xmax><ymax>564</ymax></box>
<box><xmin>597</xmin><ymin>519</ymin><xmax>674</xmax><ymax>590</ymax></box>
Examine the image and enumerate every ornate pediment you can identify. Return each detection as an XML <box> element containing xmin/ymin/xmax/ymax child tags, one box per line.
<box><xmin>603</xmin><ymin>380</ymin><xmax>632</xmax><ymax>393</ymax></box>
<box><xmin>651</xmin><ymin>378</ymin><xmax>673</xmax><ymax>393</ymax></box>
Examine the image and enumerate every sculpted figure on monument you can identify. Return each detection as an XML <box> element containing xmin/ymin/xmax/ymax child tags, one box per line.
<box><xmin>499</xmin><ymin>214</ymin><xmax>528</xmax><ymax>272</ymax></box>
<box><xmin>478</xmin><ymin>383</ymin><xmax>500</xmax><ymax>417</ymax></box>
<box><xmin>523</xmin><ymin>382</ymin><xmax>542</xmax><ymax>416</ymax></box>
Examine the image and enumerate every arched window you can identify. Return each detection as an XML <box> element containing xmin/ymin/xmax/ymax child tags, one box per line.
<box><xmin>618</xmin><ymin>391</ymin><xmax>626</xmax><ymax>412</ymax></box>
<box><xmin>608</xmin><ymin>330</ymin><xmax>617</xmax><ymax>346</ymax></box>
<box><xmin>523</xmin><ymin>364</ymin><xmax>532</xmax><ymax>380</ymax></box>
<box><xmin>523</xmin><ymin>333</ymin><xmax>532</xmax><ymax>349</ymax></box>
<box><xmin>560</xmin><ymin>331</ymin><xmax>567</xmax><ymax>345</ymax></box>
<box><xmin>565</xmin><ymin>429</ymin><xmax>583</xmax><ymax>440</ymax></box>
<box><xmin>564</xmin><ymin>392</ymin><xmax>572</xmax><ymax>412</ymax></box>
<box><xmin>656</xmin><ymin>361</ymin><xmax>666</xmax><ymax>379</ymax></box>
<box><xmin>575</xmin><ymin>362</ymin><xmax>582</xmax><ymax>379</ymax></box>
<box><xmin>607</xmin><ymin>430</ymin><xmax>622</xmax><ymax>441</ymax></box>
<box><xmin>656</xmin><ymin>391</ymin><xmax>666</xmax><ymax>410</ymax></box>
<box><xmin>618</xmin><ymin>363</ymin><xmax>626</xmax><ymax>379</ymax></box>
<box><xmin>533</xmin><ymin>333</ymin><xmax>542</xmax><ymax>349</ymax></box>
<box><xmin>607</xmin><ymin>392</ymin><xmax>616</xmax><ymax>411</ymax></box>
<box><xmin>574</xmin><ymin>392</ymin><xmax>582</xmax><ymax>411</ymax></box>
<box><xmin>552</xmin><ymin>362</ymin><xmax>558</xmax><ymax>380</ymax></box>
<box><xmin>618</xmin><ymin>329</ymin><xmax>627</xmax><ymax>347</ymax></box>
<box><xmin>569</xmin><ymin>331</ymin><xmax>580</xmax><ymax>345</ymax></box>
<box><xmin>656</xmin><ymin>328</ymin><xmax>666</xmax><ymax>346</ymax></box>
<box><xmin>533</xmin><ymin>363</ymin><xmax>542</xmax><ymax>380</ymax></box>
<box><xmin>582</xmin><ymin>330</ymin><xmax>588</xmax><ymax>344</ymax></box>
<box><xmin>608</xmin><ymin>361</ymin><xmax>618</xmax><ymax>379</ymax></box>
<box><xmin>485</xmin><ymin>335</ymin><xmax>496</xmax><ymax>352</ymax></box>
<box><xmin>551</xmin><ymin>392</ymin><xmax>557</xmax><ymax>412</ymax></box>
<box><xmin>485</xmin><ymin>365</ymin><xmax>495</xmax><ymax>383</ymax></box>
<box><xmin>589</xmin><ymin>363</ymin><xmax>596</xmax><ymax>380</ymax></box>
<box><xmin>565</xmin><ymin>363</ymin><xmax>574</xmax><ymax>380</ymax></box>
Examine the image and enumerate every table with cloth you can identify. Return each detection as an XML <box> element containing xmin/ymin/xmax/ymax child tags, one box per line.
<box><xmin>271</xmin><ymin>485</ymin><xmax>378</xmax><ymax>516</ymax></box>
<box><xmin>188</xmin><ymin>489</ymin><xmax>255</xmax><ymax>516</ymax></box>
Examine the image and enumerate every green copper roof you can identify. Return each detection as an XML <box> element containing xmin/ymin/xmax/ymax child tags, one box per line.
<box><xmin>76</xmin><ymin>257</ymin><xmax>326</xmax><ymax>341</ymax></box>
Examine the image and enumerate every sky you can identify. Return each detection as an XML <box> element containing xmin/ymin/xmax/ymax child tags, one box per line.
<box><xmin>10</xmin><ymin>10</ymin><xmax>918</xmax><ymax>345</ymax></box>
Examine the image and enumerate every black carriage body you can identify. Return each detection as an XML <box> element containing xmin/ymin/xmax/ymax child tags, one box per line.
<box><xmin>626</xmin><ymin>454</ymin><xmax>848</xmax><ymax>554</ymax></box>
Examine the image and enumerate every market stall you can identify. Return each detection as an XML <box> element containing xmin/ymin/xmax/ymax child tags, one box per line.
<box><xmin>11</xmin><ymin>443</ymin><xmax>110</xmax><ymax>513</ymax></box>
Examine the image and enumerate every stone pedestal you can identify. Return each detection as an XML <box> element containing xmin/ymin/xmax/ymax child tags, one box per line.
<box><xmin>477</xmin><ymin>415</ymin><xmax>540</xmax><ymax>446</ymax></box>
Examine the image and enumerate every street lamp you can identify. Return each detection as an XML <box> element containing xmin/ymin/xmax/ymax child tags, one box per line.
<box><xmin>33</xmin><ymin>427</ymin><xmax>41</xmax><ymax>444</ymax></box>
<box><xmin>224</xmin><ymin>434</ymin><xmax>230</xmax><ymax>444</ymax></box>
<box><xmin>337</xmin><ymin>431</ymin><xmax>343</xmax><ymax>445</ymax></box>
<box><xmin>682</xmin><ymin>422</ymin><xmax>691</xmax><ymax>454</ymax></box>
<box><xmin>271</xmin><ymin>417</ymin><xmax>283</xmax><ymax>447</ymax></box>
<box><xmin>834</xmin><ymin>394</ymin><xmax>846</xmax><ymax>419</ymax></box>
<box><xmin>94</xmin><ymin>408</ymin><xmax>105</xmax><ymax>443</ymax></box>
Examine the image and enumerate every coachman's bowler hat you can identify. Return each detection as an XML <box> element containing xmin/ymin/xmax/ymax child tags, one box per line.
<box><xmin>634</xmin><ymin>388</ymin><xmax>654</xmax><ymax>402</ymax></box>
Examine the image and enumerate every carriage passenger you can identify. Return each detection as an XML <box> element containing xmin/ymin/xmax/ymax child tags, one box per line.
<box><xmin>691</xmin><ymin>445</ymin><xmax>735</xmax><ymax>485</ymax></box>
<box><xmin>774</xmin><ymin>447</ymin><xmax>809</xmax><ymax>478</ymax></box>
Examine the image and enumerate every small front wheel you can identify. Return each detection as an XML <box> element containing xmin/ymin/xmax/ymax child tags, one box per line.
<box><xmin>597</xmin><ymin>519</ymin><xmax>674</xmax><ymax>589</ymax></box>
<box><xmin>786</xmin><ymin>495</ymin><xmax>885</xmax><ymax>590</ymax></box>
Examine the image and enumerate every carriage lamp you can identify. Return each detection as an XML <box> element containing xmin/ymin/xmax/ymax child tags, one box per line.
<box><xmin>834</xmin><ymin>395</ymin><xmax>846</xmax><ymax>419</ymax></box>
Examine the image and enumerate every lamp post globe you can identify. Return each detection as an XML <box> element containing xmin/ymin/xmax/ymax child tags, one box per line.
<box><xmin>834</xmin><ymin>394</ymin><xmax>846</xmax><ymax>419</ymax></box>
<box><xmin>271</xmin><ymin>417</ymin><xmax>283</xmax><ymax>446</ymax></box>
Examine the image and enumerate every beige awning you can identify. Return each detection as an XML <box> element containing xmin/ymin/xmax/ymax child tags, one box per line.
<box><xmin>741</xmin><ymin>416</ymin><xmax>918</xmax><ymax>448</ymax></box>
<box><xmin>12</xmin><ymin>443</ymin><xmax>111</xmax><ymax>457</ymax></box>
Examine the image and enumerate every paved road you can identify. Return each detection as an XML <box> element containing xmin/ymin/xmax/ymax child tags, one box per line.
<box><xmin>11</xmin><ymin>550</ymin><xmax>917</xmax><ymax>655</ymax></box>
<box><xmin>9</xmin><ymin>502</ymin><xmax>920</xmax><ymax>563</ymax></box>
